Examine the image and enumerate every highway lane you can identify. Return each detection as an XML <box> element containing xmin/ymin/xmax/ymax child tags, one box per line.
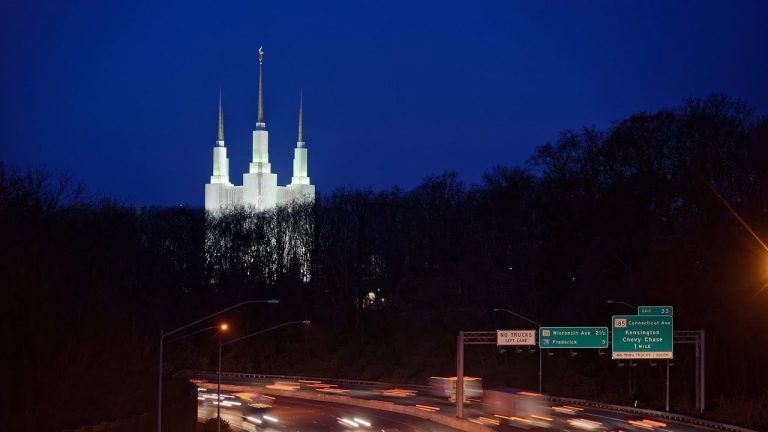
<box><xmin>193</xmin><ymin>374</ymin><xmax>727</xmax><ymax>431</ymax></box>
<box><xmin>198</xmin><ymin>393</ymin><xmax>465</xmax><ymax>432</ymax></box>
<box><xmin>194</xmin><ymin>374</ymin><xmax>466</xmax><ymax>417</ymax></box>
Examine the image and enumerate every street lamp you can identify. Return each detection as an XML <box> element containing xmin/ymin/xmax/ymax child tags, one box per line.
<box><xmin>493</xmin><ymin>308</ymin><xmax>543</xmax><ymax>393</ymax></box>
<box><xmin>217</xmin><ymin>320</ymin><xmax>310</xmax><ymax>432</ymax></box>
<box><xmin>606</xmin><ymin>300</ymin><xmax>637</xmax><ymax>311</ymax></box>
<box><xmin>157</xmin><ymin>299</ymin><xmax>279</xmax><ymax>432</ymax></box>
<box><xmin>164</xmin><ymin>324</ymin><xmax>228</xmax><ymax>344</ymax></box>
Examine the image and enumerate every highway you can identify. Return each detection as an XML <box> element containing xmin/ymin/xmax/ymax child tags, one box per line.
<box><xmin>194</xmin><ymin>373</ymin><xmax>739</xmax><ymax>432</ymax></box>
<box><xmin>198</xmin><ymin>393</ymin><xmax>464</xmax><ymax>432</ymax></box>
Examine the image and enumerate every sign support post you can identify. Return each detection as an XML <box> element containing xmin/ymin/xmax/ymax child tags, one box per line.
<box><xmin>456</xmin><ymin>331</ymin><xmax>464</xmax><ymax>419</ymax></box>
<box><xmin>666</xmin><ymin>359</ymin><xmax>670</xmax><ymax>412</ymax></box>
<box><xmin>539</xmin><ymin>343</ymin><xmax>542</xmax><ymax>393</ymax></box>
<box><xmin>698</xmin><ymin>330</ymin><xmax>705</xmax><ymax>413</ymax></box>
<box><xmin>454</xmin><ymin>331</ymin><xmax>498</xmax><ymax>418</ymax></box>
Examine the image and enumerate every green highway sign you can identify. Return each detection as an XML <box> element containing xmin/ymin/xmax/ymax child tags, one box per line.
<box><xmin>612</xmin><ymin>315</ymin><xmax>673</xmax><ymax>359</ymax></box>
<box><xmin>538</xmin><ymin>327</ymin><xmax>608</xmax><ymax>349</ymax></box>
<box><xmin>638</xmin><ymin>306</ymin><xmax>673</xmax><ymax>316</ymax></box>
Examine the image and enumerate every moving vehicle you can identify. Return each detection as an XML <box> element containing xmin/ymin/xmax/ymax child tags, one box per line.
<box><xmin>427</xmin><ymin>376</ymin><xmax>483</xmax><ymax>402</ymax></box>
<box><xmin>482</xmin><ymin>388</ymin><xmax>549</xmax><ymax>427</ymax></box>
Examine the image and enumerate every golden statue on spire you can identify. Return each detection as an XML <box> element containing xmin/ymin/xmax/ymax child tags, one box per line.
<box><xmin>257</xmin><ymin>46</ymin><xmax>264</xmax><ymax>124</ymax></box>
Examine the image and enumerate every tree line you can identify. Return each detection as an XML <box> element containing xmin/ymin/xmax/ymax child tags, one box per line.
<box><xmin>2</xmin><ymin>94</ymin><xmax>768</xmax><ymax>430</ymax></box>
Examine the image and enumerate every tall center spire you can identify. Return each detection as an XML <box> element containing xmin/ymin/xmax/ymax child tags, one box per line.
<box><xmin>257</xmin><ymin>46</ymin><xmax>265</xmax><ymax>125</ymax></box>
<box><xmin>217</xmin><ymin>90</ymin><xmax>224</xmax><ymax>144</ymax></box>
<box><xmin>297</xmin><ymin>90</ymin><xmax>304</xmax><ymax>146</ymax></box>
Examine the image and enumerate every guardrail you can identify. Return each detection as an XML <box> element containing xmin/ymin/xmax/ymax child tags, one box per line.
<box><xmin>198</xmin><ymin>371</ymin><xmax>431</xmax><ymax>392</ymax></box>
<box><xmin>543</xmin><ymin>395</ymin><xmax>756</xmax><ymax>432</ymax></box>
<box><xmin>191</xmin><ymin>371</ymin><xmax>756</xmax><ymax>432</ymax></box>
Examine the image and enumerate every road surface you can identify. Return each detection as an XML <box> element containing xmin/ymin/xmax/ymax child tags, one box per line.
<box><xmin>194</xmin><ymin>374</ymin><xmax>731</xmax><ymax>431</ymax></box>
<box><xmin>198</xmin><ymin>393</ymin><xmax>464</xmax><ymax>432</ymax></box>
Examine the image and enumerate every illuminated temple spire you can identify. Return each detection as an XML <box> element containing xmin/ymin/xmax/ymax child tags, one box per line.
<box><xmin>257</xmin><ymin>46</ymin><xmax>265</xmax><ymax>126</ymax></box>
<box><xmin>206</xmin><ymin>46</ymin><xmax>315</xmax><ymax>212</ymax></box>
<box><xmin>206</xmin><ymin>89</ymin><xmax>230</xmax><ymax>199</ymax></box>
<box><xmin>297</xmin><ymin>90</ymin><xmax>304</xmax><ymax>146</ymax></box>
<box><xmin>217</xmin><ymin>90</ymin><xmax>224</xmax><ymax>144</ymax></box>
<box><xmin>291</xmin><ymin>90</ymin><xmax>310</xmax><ymax>186</ymax></box>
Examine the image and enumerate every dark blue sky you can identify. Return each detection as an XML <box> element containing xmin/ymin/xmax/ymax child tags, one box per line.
<box><xmin>2</xmin><ymin>1</ymin><xmax>767</xmax><ymax>206</ymax></box>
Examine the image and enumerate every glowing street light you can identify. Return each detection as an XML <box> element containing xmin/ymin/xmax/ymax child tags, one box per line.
<box><xmin>164</xmin><ymin>323</ymin><xmax>228</xmax><ymax>343</ymax></box>
<box><xmin>217</xmin><ymin>320</ymin><xmax>310</xmax><ymax>432</ymax></box>
<box><xmin>157</xmin><ymin>299</ymin><xmax>278</xmax><ymax>432</ymax></box>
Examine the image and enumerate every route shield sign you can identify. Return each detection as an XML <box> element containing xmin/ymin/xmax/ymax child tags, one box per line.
<box><xmin>638</xmin><ymin>306</ymin><xmax>673</xmax><ymax>316</ymax></box>
<box><xmin>497</xmin><ymin>330</ymin><xmax>536</xmax><ymax>346</ymax></box>
<box><xmin>538</xmin><ymin>327</ymin><xmax>608</xmax><ymax>349</ymax></box>
<box><xmin>612</xmin><ymin>315</ymin><xmax>673</xmax><ymax>359</ymax></box>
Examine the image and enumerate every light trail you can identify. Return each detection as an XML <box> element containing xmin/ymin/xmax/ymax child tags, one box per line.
<box><xmin>705</xmin><ymin>180</ymin><xmax>768</xmax><ymax>296</ymax></box>
<box><xmin>705</xmin><ymin>180</ymin><xmax>768</xmax><ymax>253</ymax></box>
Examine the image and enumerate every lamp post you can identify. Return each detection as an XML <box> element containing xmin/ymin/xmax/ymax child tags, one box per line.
<box><xmin>157</xmin><ymin>299</ymin><xmax>278</xmax><ymax>432</ymax></box>
<box><xmin>217</xmin><ymin>320</ymin><xmax>310</xmax><ymax>432</ymax></box>
<box><xmin>606</xmin><ymin>300</ymin><xmax>639</xmax><ymax>398</ymax></box>
<box><xmin>493</xmin><ymin>308</ymin><xmax>543</xmax><ymax>393</ymax></box>
<box><xmin>606</xmin><ymin>300</ymin><xmax>637</xmax><ymax>311</ymax></box>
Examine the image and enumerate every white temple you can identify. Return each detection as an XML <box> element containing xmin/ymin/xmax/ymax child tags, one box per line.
<box><xmin>205</xmin><ymin>47</ymin><xmax>315</xmax><ymax>212</ymax></box>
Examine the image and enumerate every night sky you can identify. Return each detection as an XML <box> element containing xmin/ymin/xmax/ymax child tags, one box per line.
<box><xmin>1</xmin><ymin>1</ymin><xmax>767</xmax><ymax>206</ymax></box>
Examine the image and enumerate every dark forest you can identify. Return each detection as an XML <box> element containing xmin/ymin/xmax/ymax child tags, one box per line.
<box><xmin>3</xmin><ymin>95</ymin><xmax>768</xmax><ymax>431</ymax></box>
